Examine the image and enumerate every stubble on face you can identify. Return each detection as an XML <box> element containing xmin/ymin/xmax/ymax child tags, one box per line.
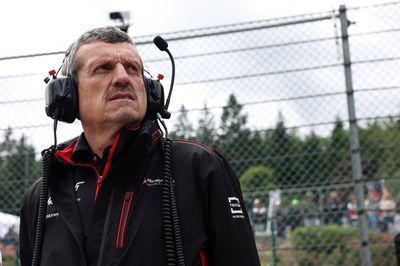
<box><xmin>104</xmin><ymin>83</ymin><xmax>144</xmax><ymax>126</ymax></box>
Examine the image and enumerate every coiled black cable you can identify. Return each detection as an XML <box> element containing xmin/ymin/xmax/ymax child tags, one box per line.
<box><xmin>31</xmin><ymin>148</ymin><xmax>51</xmax><ymax>266</ymax></box>
<box><xmin>31</xmin><ymin>119</ymin><xmax>57</xmax><ymax>266</ymax></box>
<box><xmin>161</xmin><ymin>138</ymin><xmax>176</xmax><ymax>265</ymax></box>
<box><xmin>161</xmin><ymin>138</ymin><xmax>185</xmax><ymax>266</ymax></box>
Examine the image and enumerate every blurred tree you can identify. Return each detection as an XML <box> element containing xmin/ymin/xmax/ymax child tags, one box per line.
<box><xmin>169</xmin><ymin>104</ymin><xmax>194</xmax><ymax>140</ymax></box>
<box><xmin>297</xmin><ymin>131</ymin><xmax>329</xmax><ymax>185</ymax></box>
<box><xmin>240</xmin><ymin>165</ymin><xmax>276</xmax><ymax>192</ymax></box>
<box><xmin>359</xmin><ymin>117</ymin><xmax>400</xmax><ymax>180</ymax></box>
<box><xmin>0</xmin><ymin>128</ymin><xmax>40</xmax><ymax>215</ymax></box>
<box><xmin>195</xmin><ymin>104</ymin><xmax>216</xmax><ymax>147</ymax></box>
<box><xmin>327</xmin><ymin>117</ymin><xmax>349</xmax><ymax>176</ymax></box>
<box><xmin>330</xmin><ymin>118</ymin><xmax>379</xmax><ymax>184</ymax></box>
<box><xmin>217</xmin><ymin>94</ymin><xmax>251</xmax><ymax>175</ymax></box>
<box><xmin>268</xmin><ymin>112</ymin><xmax>299</xmax><ymax>187</ymax></box>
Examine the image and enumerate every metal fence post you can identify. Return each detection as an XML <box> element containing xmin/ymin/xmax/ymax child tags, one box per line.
<box><xmin>339</xmin><ymin>5</ymin><xmax>372</xmax><ymax>266</ymax></box>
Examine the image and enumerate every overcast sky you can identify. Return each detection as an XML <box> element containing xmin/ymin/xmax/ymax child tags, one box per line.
<box><xmin>0</xmin><ymin>0</ymin><xmax>391</xmax><ymax>56</ymax></box>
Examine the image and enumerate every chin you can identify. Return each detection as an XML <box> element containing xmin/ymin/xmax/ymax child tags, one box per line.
<box><xmin>114</xmin><ymin>110</ymin><xmax>144</xmax><ymax>125</ymax></box>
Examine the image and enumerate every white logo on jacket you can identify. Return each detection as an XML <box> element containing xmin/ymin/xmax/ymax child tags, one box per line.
<box><xmin>75</xmin><ymin>181</ymin><xmax>85</xmax><ymax>191</ymax></box>
<box><xmin>142</xmin><ymin>178</ymin><xmax>164</xmax><ymax>187</ymax></box>
<box><xmin>46</xmin><ymin>196</ymin><xmax>59</xmax><ymax>219</ymax></box>
<box><xmin>46</xmin><ymin>212</ymin><xmax>59</xmax><ymax>219</ymax></box>
<box><xmin>228</xmin><ymin>197</ymin><xmax>245</xmax><ymax>219</ymax></box>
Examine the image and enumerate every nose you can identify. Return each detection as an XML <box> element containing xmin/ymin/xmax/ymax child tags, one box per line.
<box><xmin>112</xmin><ymin>63</ymin><xmax>130</xmax><ymax>87</ymax></box>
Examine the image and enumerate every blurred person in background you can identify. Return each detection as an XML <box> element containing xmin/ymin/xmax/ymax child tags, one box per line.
<box><xmin>379</xmin><ymin>188</ymin><xmax>396</xmax><ymax>233</ymax></box>
<box><xmin>364</xmin><ymin>191</ymin><xmax>380</xmax><ymax>232</ymax></box>
<box><xmin>252</xmin><ymin>198</ymin><xmax>267</xmax><ymax>232</ymax></box>
<box><xmin>323</xmin><ymin>190</ymin><xmax>345</xmax><ymax>225</ymax></box>
<box><xmin>274</xmin><ymin>202</ymin><xmax>287</xmax><ymax>238</ymax></box>
<box><xmin>346</xmin><ymin>193</ymin><xmax>358</xmax><ymax>227</ymax></box>
<box><xmin>287</xmin><ymin>199</ymin><xmax>303</xmax><ymax>236</ymax></box>
<box><xmin>2</xmin><ymin>226</ymin><xmax>18</xmax><ymax>247</ymax></box>
<box><xmin>302</xmin><ymin>191</ymin><xmax>320</xmax><ymax>226</ymax></box>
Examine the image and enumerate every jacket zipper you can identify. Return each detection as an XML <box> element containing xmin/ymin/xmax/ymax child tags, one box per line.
<box><xmin>116</xmin><ymin>191</ymin><xmax>134</xmax><ymax>248</ymax></box>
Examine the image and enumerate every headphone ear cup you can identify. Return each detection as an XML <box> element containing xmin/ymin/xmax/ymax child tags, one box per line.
<box><xmin>144</xmin><ymin>77</ymin><xmax>165</xmax><ymax>120</ymax></box>
<box><xmin>45</xmin><ymin>76</ymin><xmax>78</xmax><ymax>123</ymax></box>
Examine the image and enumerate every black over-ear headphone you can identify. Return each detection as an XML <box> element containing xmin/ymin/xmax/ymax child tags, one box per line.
<box><xmin>44</xmin><ymin>40</ymin><xmax>170</xmax><ymax>123</ymax></box>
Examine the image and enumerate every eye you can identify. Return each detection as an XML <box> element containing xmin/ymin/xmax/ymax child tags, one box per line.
<box><xmin>126</xmin><ymin>65</ymin><xmax>143</xmax><ymax>77</ymax></box>
<box><xmin>98</xmin><ymin>63</ymin><xmax>113</xmax><ymax>71</ymax></box>
<box><xmin>126</xmin><ymin>64</ymin><xmax>138</xmax><ymax>72</ymax></box>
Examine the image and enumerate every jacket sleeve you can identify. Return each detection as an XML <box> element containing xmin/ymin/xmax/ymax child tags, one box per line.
<box><xmin>19</xmin><ymin>180</ymin><xmax>40</xmax><ymax>266</ymax></box>
<box><xmin>204</xmin><ymin>150</ymin><xmax>260</xmax><ymax>266</ymax></box>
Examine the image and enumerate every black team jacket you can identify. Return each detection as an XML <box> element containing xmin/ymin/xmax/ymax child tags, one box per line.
<box><xmin>19</xmin><ymin>120</ymin><xmax>260</xmax><ymax>266</ymax></box>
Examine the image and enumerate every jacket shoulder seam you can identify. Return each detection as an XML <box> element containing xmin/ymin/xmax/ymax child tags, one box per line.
<box><xmin>171</xmin><ymin>139</ymin><xmax>216</xmax><ymax>155</ymax></box>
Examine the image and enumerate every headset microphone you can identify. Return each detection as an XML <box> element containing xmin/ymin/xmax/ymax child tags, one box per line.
<box><xmin>153</xmin><ymin>35</ymin><xmax>175</xmax><ymax>113</ymax></box>
<box><xmin>153</xmin><ymin>36</ymin><xmax>169</xmax><ymax>51</ymax></box>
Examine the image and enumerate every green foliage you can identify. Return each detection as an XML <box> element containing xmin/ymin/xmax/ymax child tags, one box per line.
<box><xmin>2</xmin><ymin>257</ymin><xmax>17</xmax><ymax>266</ymax></box>
<box><xmin>170</xmin><ymin>104</ymin><xmax>194</xmax><ymax>140</ymax></box>
<box><xmin>0</xmin><ymin>128</ymin><xmax>40</xmax><ymax>215</ymax></box>
<box><xmin>219</xmin><ymin>94</ymin><xmax>248</xmax><ymax>136</ymax></box>
<box><xmin>385</xmin><ymin>171</ymin><xmax>400</xmax><ymax>200</ymax></box>
<box><xmin>169</xmin><ymin>93</ymin><xmax>400</xmax><ymax>189</ymax></box>
<box><xmin>293</xmin><ymin>225</ymin><xmax>361</xmax><ymax>253</ymax></box>
<box><xmin>359</xmin><ymin>117</ymin><xmax>400</xmax><ymax>181</ymax></box>
<box><xmin>240</xmin><ymin>165</ymin><xmax>276</xmax><ymax>192</ymax></box>
<box><xmin>369</xmin><ymin>243</ymin><xmax>396</xmax><ymax>266</ymax></box>
<box><xmin>196</xmin><ymin>104</ymin><xmax>216</xmax><ymax>147</ymax></box>
<box><xmin>296</xmin><ymin>131</ymin><xmax>329</xmax><ymax>185</ymax></box>
<box><xmin>312</xmin><ymin>242</ymin><xmax>396</xmax><ymax>266</ymax></box>
<box><xmin>215</xmin><ymin>94</ymin><xmax>252</xmax><ymax>175</ymax></box>
<box><xmin>267</xmin><ymin>112</ymin><xmax>301</xmax><ymax>187</ymax></box>
<box><xmin>291</xmin><ymin>225</ymin><xmax>381</xmax><ymax>265</ymax></box>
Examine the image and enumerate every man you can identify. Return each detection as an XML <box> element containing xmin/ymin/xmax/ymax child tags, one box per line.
<box><xmin>19</xmin><ymin>27</ymin><xmax>260</xmax><ymax>266</ymax></box>
<box><xmin>302</xmin><ymin>191</ymin><xmax>320</xmax><ymax>226</ymax></box>
<box><xmin>323</xmin><ymin>190</ymin><xmax>345</xmax><ymax>225</ymax></box>
<box><xmin>251</xmin><ymin>198</ymin><xmax>267</xmax><ymax>232</ymax></box>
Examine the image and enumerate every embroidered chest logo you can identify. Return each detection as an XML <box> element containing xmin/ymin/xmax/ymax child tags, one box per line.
<box><xmin>228</xmin><ymin>197</ymin><xmax>245</xmax><ymax>219</ymax></box>
<box><xmin>75</xmin><ymin>181</ymin><xmax>85</xmax><ymax>191</ymax></box>
<box><xmin>46</xmin><ymin>196</ymin><xmax>59</xmax><ymax>219</ymax></box>
<box><xmin>47</xmin><ymin>197</ymin><xmax>53</xmax><ymax>206</ymax></box>
<box><xmin>142</xmin><ymin>177</ymin><xmax>164</xmax><ymax>187</ymax></box>
<box><xmin>74</xmin><ymin>181</ymin><xmax>86</xmax><ymax>203</ymax></box>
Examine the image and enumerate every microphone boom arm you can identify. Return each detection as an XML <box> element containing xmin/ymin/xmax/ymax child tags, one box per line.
<box><xmin>164</xmin><ymin>48</ymin><xmax>175</xmax><ymax>111</ymax></box>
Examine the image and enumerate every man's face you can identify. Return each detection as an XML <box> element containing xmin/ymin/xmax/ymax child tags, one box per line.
<box><xmin>75</xmin><ymin>40</ymin><xmax>147</xmax><ymax>129</ymax></box>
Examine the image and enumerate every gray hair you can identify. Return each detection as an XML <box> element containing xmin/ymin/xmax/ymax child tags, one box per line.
<box><xmin>62</xmin><ymin>26</ymin><xmax>135</xmax><ymax>80</ymax></box>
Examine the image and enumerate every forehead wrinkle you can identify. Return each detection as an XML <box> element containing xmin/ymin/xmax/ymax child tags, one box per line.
<box><xmin>85</xmin><ymin>54</ymin><xmax>141</xmax><ymax>69</ymax></box>
<box><xmin>76</xmin><ymin>42</ymin><xmax>143</xmax><ymax>74</ymax></box>
<box><xmin>121</xmin><ymin>55</ymin><xmax>142</xmax><ymax>69</ymax></box>
<box><xmin>86</xmin><ymin>56</ymin><xmax>113</xmax><ymax>69</ymax></box>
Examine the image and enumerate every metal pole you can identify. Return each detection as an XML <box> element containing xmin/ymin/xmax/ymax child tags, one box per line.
<box><xmin>271</xmin><ymin>204</ymin><xmax>278</xmax><ymax>266</ymax></box>
<box><xmin>267</xmin><ymin>191</ymin><xmax>278</xmax><ymax>265</ymax></box>
<box><xmin>339</xmin><ymin>5</ymin><xmax>372</xmax><ymax>266</ymax></box>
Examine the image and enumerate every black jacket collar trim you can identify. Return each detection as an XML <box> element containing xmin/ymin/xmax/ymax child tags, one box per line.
<box><xmin>55</xmin><ymin>120</ymin><xmax>162</xmax><ymax>164</ymax></box>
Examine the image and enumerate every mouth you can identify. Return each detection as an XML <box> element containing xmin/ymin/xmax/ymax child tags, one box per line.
<box><xmin>109</xmin><ymin>92</ymin><xmax>135</xmax><ymax>101</ymax></box>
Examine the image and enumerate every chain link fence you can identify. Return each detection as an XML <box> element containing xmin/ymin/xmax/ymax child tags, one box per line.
<box><xmin>1</xmin><ymin>2</ymin><xmax>400</xmax><ymax>265</ymax></box>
